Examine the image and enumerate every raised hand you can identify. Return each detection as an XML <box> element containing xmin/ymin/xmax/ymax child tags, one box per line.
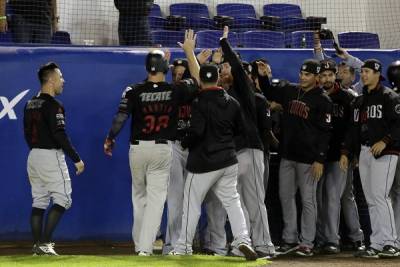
<box><xmin>164</xmin><ymin>49</ymin><xmax>171</xmax><ymax>63</ymax></box>
<box><xmin>222</xmin><ymin>25</ymin><xmax>229</xmax><ymax>39</ymax></box>
<box><xmin>178</xmin><ymin>29</ymin><xmax>196</xmax><ymax>53</ymax></box>
<box><xmin>196</xmin><ymin>49</ymin><xmax>212</xmax><ymax>65</ymax></box>
<box><xmin>212</xmin><ymin>47</ymin><xmax>223</xmax><ymax>64</ymax></box>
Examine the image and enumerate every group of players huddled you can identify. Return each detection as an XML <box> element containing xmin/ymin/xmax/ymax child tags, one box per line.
<box><xmin>24</xmin><ymin>27</ymin><xmax>400</xmax><ymax>260</ymax></box>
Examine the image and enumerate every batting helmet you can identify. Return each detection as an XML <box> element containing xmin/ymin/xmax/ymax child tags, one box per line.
<box><xmin>387</xmin><ymin>60</ymin><xmax>400</xmax><ymax>87</ymax></box>
<box><xmin>145</xmin><ymin>50</ymin><xmax>169</xmax><ymax>74</ymax></box>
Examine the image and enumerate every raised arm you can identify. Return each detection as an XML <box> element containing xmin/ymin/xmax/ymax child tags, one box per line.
<box><xmin>179</xmin><ymin>29</ymin><xmax>200</xmax><ymax>84</ymax></box>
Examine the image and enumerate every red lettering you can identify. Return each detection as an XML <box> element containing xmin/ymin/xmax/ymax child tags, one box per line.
<box><xmin>142</xmin><ymin>115</ymin><xmax>170</xmax><ymax>134</ymax></box>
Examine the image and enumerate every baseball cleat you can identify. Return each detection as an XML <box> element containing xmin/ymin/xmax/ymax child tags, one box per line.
<box><xmin>168</xmin><ymin>250</ymin><xmax>186</xmax><ymax>256</ymax></box>
<box><xmin>378</xmin><ymin>245</ymin><xmax>399</xmax><ymax>258</ymax></box>
<box><xmin>295</xmin><ymin>245</ymin><xmax>313</xmax><ymax>257</ymax></box>
<box><xmin>138</xmin><ymin>251</ymin><xmax>152</xmax><ymax>256</ymax></box>
<box><xmin>32</xmin><ymin>243</ymin><xmax>58</xmax><ymax>256</ymax></box>
<box><xmin>275</xmin><ymin>243</ymin><xmax>299</xmax><ymax>255</ymax></box>
<box><xmin>352</xmin><ymin>240</ymin><xmax>366</xmax><ymax>252</ymax></box>
<box><xmin>238</xmin><ymin>243</ymin><xmax>258</xmax><ymax>261</ymax></box>
<box><xmin>354</xmin><ymin>247</ymin><xmax>380</xmax><ymax>258</ymax></box>
<box><xmin>256</xmin><ymin>250</ymin><xmax>276</xmax><ymax>259</ymax></box>
<box><xmin>323</xmin><ymin>243</ymin><xmax>340</xmax><ymax>254</ymax></box>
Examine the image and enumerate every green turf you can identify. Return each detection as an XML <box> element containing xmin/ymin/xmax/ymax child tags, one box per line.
<box><xmin>0</xmin><ymin>255</ymin><xmax>269</xmax><ymax>267</ymax></box>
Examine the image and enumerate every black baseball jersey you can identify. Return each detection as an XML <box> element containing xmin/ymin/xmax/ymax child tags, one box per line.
<box><xmin>326</xmin><ymin>83</ymin><xmax>356</xmax><ymax>162</ymax></box>
<box><xmin>176</xmin><ymin>104</ymin><xmax>191</xmax><ymax>141</ymax></box>
<box><xmin>107</xmin><ymin>80</ymin><xmax>198</xmax><ymax>142</ymax></box>
<box><xmin>182</xmin><ymin>88</ymin><xmax>244</xmax><ymax>173</ymax></box>
<box><xmin>255</xmin><ymin>92</ymin><xmax>272</xmax><ymax>151</ymax></box>
<box><xmin>220</xmin><ymin>38</ymin><xmax>264</xmax><ymax>151</ymax></box>
<box><xmin>343</xmin><ymin>84</ymin><xmax>400</xmax><ymax>158</ymax></box>
<box><xmin>23</xmin><ymin>93</ymin><xmax>81</xmax><ymax>163</ymax></box>
<box><xmin>269</xmin><ymin>80</ymin><xmax>333</xmax><ymax>164</ymax></box>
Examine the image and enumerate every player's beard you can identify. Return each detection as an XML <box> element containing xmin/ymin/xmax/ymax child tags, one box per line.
<box><xmin>322</xmin><ymin>81</ymin><xmax>334</xmax><ymax>90</ymax></box>
<box><xmin>220</xmin><ymin>74</ymin><xmax>233</xmax><ymax>87</ymax></box>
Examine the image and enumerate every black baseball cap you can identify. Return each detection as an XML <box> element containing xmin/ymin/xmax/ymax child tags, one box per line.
<box><xmin>300</xmin><ymin>59</ymin><xmax>321</xmax><ymax>75</ymax></box>
<box><xmin>320</xmin><ymin>59</ymin><xmax>337</xmax><ymax>73</ymax></box>
<box><xmin>200</xmin><ymin>63</ymin><xmax>219</xmax><ymax>83</ymax></box>
<box><xmin>362</xmin><ymin>59</ymin><xmax>385</xmax><ymax>80</ymax></box>
<box><xmin>172</xmin><ymin>58</ymin><xmax>188</xmax><ymax>69</ymax></box>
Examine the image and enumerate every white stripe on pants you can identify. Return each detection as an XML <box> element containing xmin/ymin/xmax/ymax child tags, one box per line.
<box><xmin>359</xmin><ymin>146</ymin><xmax>398</xmax><ymax>251</ymax></box>
<box><xmin>27</xmin><ymin>149</ymin><xmax>72</xmax><ymax>210</ymax></box>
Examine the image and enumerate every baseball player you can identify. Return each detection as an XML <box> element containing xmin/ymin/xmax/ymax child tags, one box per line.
<box><xmin>341</xmin><ymin>59</ymin><xmax>400</xmax><ymax>258</ymax></box>
<box><xmin>104</xmin><ymin>49</ymin><xmax>198</xmax><ymax>256</ymax></box>
<box><xmin>202</xmin><ymin>27</ymin><xmax>275</xmax><ymax>258</ymax></box>
<box><xmin>249</xmin><ymin>59</ymin><xmax>281</xmax><ymax>192</ymax></box>
<box><xmin>314</xmin><ymin>60</ymin><xmax>357</xmax><ymax>253</ymax></box>
<box><xmin>170</xmin><ymin>30</ymin><xmax>257</xmax><ymax>261</ymax></box>
<box><xmin>23</xmin><ymin>62</ymin><xmax>85</xmax><ymax>256</ymax></box>
<box><xmin>164</xmin><ymin>51</ymin><xmax>213</xmax><ymax>255</ymax></box>
<box><xmin>162</xmin><ymin>58</ymin><xmax>192</xmax><ymax>255</ymax></box>
<box><xmin>387</xmin><ymin>61</ymin><xmax>400</xmax><ymax>252</ymax></box>
<box><xmin>313</xmin><ymin>33</ymin><xmax>365</xmax><ymax>252</ymax></box>
<box><xmin>268</xmin><ymin>59</ymin><xmax>333</xmax><ymax>256</ymax></box>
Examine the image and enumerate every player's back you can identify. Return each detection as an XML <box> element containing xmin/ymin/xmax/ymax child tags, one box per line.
<box><xmin>23</xmin><ymin>93</ymin><xmax>62</xmax><ymax>149</ymax></box>
<box><xmin>124</xmin><ymin>80</ymin><xmax>197</xmax><ymax>142</ymax></box>
<box><xmin>185</xmin><ymin>88</ymin><xmax>243</xmax><ymax>173</ymax></box>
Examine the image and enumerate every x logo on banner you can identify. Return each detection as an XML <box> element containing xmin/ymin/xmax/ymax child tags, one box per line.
<box><xmin>0</xmin><ymin>90</ymin><xmax>30</xmax><ymax>120</ymax></box>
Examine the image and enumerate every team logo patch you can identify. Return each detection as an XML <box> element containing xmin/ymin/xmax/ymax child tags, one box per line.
<box><xmin>374</xmin><ymin>63</ymin><xmax>380</xmax><ymax>71</ymax></box>
<box><xmin>395</xmin><ymin>104</ymin><xmax>400</xmax><ymax>114</ymax></box>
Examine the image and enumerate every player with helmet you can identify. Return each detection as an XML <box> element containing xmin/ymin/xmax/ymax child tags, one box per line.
<box><xmin>103</xmin><ymin>49</ymin><xmax>199</xmax><ymax>256</ymax></box>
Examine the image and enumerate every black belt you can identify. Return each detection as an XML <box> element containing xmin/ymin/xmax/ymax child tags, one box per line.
<box><xmin>361</xmin><ymin>140</ymin><xmax>370</xmax><ymax>146</ymax></box>
<box><xmin>131</xmin><ymin>139</ymin><xmax>168</xmax><ymax>145</ymax></box>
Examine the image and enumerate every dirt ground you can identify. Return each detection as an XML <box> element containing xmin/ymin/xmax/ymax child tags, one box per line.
<box><xmin>1</xmin><ymin>242</ymin><xmax>400</xmax><ymax>267</ymax></box>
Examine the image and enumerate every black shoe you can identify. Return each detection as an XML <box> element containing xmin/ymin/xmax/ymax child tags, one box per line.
<box><xmin>378</xmin><ymin>245</ymin><xmax>399</xmax><ymax>258</ymax></box>
<box><xmin>323</xmin><ymin>243</ymin><xmax>340</xmax><ymax>254</ymax></box>
<box><xmin>276</xmin><ymin>243</ymin><xmax>298</xmax><ymax>255</ymax></box>
<box><xmin>238</xmin><ymin>243</ymin><xmax>258</xmax><ymax>261</ymax></box>
<box><xmin>312</xmin><ymin>242</ymin><xmax>325</xmax><ymax>254</ymax></box>
<box><xmin>352</xmin><ymin>240</ymin><xmax>366</xmax><ymax>252</ymax></box>
<box><xmin>256</xmin><ymin>250</ymin><xmax>276</xmax><ymax>259</ymax></box>
<box><xmin>202</xmin><ymin>248</ymin><xmax>217</xmax><ymax>256</ymax></box>
<box><xmin>354</xmin><ymin>247</ymin><xmax>379</xmax><ymax>258</ymax></box>
<box><xmin>295</xmin><ymin>246</ymin><xmax>314</xmax><ymax>257</ymax></box>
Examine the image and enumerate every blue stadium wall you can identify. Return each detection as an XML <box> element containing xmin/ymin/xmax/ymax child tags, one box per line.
<box><xmin>0</xmin><ymin>46</ymin><xmax>399</xmax><ymax>241</ymax></box>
